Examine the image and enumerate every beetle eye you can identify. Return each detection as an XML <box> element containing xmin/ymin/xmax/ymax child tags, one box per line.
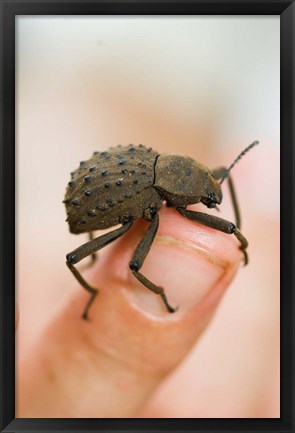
<box><xmin>201</xmin><ymin>192</ymin><xmax>217</xmax><ymax>208</ymax></box>
<box><xmin>208</xmin><ymin>192</ymin><xmax>216</xmax><ymax>201</ymax></box>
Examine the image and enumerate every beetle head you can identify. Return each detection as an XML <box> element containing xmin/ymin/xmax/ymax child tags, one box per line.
<box><xmin>154</xmin><ymin>154</ymin><xmax>222</xmax><ymax>208</ymax></box>
<box><xmin>200</xmin><ymin>189</ymin><xmax>222</xmax><ymax>209</ymax></box>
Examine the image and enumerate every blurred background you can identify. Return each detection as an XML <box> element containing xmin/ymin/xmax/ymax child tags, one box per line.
<box><xmin>16</xmin><ymin>16</ymin><xmax>279</xmax><ymax>417</ymax></box>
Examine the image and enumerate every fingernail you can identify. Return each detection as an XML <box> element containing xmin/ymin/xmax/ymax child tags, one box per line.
<box><xmin>126</xmin><ymin>234</ymin><xmax>230</xmax><ymax>315</ymax></box>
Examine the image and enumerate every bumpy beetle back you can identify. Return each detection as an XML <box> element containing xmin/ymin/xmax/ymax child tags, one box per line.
<box><xmin>64</xmin><ymin>144</ymin><xmax>159</xmax><ymax>233</ymax></box>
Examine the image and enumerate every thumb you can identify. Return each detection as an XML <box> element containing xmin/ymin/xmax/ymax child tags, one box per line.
<box><xmin>17</xmin><ymin>206</ymin><xmax>242</xmax><ymax>418</ymax></box>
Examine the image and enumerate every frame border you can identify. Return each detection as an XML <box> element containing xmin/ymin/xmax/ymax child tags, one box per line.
<box><xmin>0</xmin><ymin>1</ymin><xmax>293</xmax><ymax>432</ymax></box>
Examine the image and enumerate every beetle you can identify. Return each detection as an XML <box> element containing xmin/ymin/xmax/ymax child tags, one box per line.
<box><xmin>64</xmin><ymin>141</ymin><xmax>259</xmax><ymax>319</ymax></box>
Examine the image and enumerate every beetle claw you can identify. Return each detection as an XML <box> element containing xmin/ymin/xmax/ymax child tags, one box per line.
<box><xmin>168</xmin><ymin>304</ymin><xmax>179</xmax><ymax>313</ymax></box>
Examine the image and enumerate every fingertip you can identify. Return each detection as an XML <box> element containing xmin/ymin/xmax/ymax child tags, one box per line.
<box><xmin>72</xmin><ymin>204</ymin><xmax>243</xmax><ymax>356</ymax></box>
<box><xmin>100</xmin><ymin>206</ymin><xmax>242</xmax><ymax>316</ymax></box>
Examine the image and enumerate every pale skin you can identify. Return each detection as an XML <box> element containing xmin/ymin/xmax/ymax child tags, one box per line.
<box><xmin>17</xmin><ymin>206</ymin><xmax>245</xmax><ymax>418</ymax></box>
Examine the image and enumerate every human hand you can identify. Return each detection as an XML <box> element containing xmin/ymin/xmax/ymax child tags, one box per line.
<box><xmin>17</xmin><ymin>206</ymin><xmax>243</xmax><ymax>417</ymax></box>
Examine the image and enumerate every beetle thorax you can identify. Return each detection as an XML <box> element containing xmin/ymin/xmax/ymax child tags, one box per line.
<box><xmin>154</xmin><ymin>154</ymin><xmax>222</xmax><ymax>207</ymax></box>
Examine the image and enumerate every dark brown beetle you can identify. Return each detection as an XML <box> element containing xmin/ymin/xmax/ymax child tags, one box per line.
<box><xmin>64</xmin><ymin>141</ymin><xmax>258</xmax><ymax>319</ymax></box>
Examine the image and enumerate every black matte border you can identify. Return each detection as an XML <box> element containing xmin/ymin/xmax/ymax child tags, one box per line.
<box><xmin>0</xmin><ymin>1</ymin><xmax>294</xmax><ymax>433</ymax></box>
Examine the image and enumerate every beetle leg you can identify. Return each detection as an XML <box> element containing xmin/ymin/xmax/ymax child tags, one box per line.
<box><xmin>177</xmin><ymin>207</ymin><xmax>248</xmax><ymax>265</ymax></box>
<box><xmin>212</xmin><ymin>166</ymin><xmax>241</xmax><ymax>229</ymax></box>
<box><xmin>66</xmin><ymin>221</ymin><xmax>133</xmax><ymax>320</ymax></box>
<box><xmin>66</xmin><ymin>262</ymin><xmax>99</xmax><ymax>321</ymax></box>
<box><xmin>88</xmin><ymin>231</ymin><xmax>97</xmax><ymax>264</ymax></box>
<box><xmin>129</xmin><ymin>214</ymin><xmax>177</xmax><ymax>313</ymax></box>
<box><xmin>79</xmin><ymin>232</ymin><xmax>97</xmax><ymax>271</ymax></box>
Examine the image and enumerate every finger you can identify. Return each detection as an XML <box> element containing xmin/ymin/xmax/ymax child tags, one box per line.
<box><xmin>17</xmin><ymin>206</ymin><xmax>243</xmax><ymax>417</ymax></box>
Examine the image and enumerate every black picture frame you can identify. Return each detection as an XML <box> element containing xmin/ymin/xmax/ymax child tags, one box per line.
<box><xmin>0</xmin><ymin>0</ymin><xmax>293</xmax><ymax>432</ymax></box>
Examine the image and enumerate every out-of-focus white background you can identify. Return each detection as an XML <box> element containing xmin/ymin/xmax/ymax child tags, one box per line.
<box><xmin>16</xmin><ymin>16</ymin><xmax>279</xmax><ymax>417</ymax></box>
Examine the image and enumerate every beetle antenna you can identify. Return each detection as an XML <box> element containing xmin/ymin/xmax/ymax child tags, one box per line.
<box><xmin>220</xmin><ymin>140</ymin><xmax>259</xmax><ymax>184</ymax></box>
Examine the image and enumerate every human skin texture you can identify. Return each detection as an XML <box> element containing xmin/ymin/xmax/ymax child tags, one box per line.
<box><xmin>17</xmin><ymin>204</ymin><xmax>244</xmax><ymax>417</ymax></box>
